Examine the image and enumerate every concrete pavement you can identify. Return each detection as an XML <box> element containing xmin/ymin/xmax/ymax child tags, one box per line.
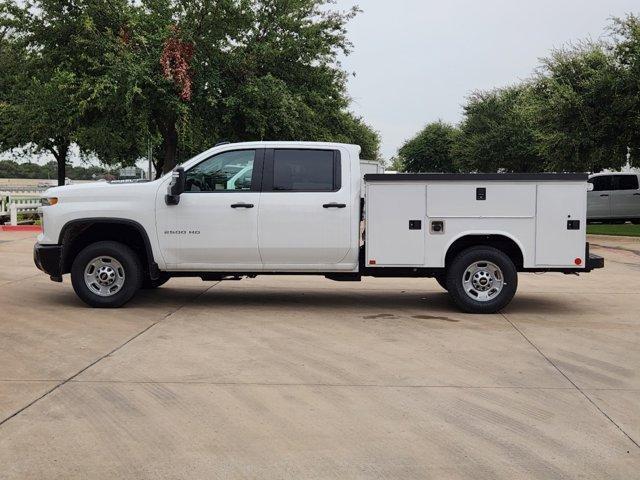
<box><xmin>0</xmin><ymin>231</ymin><xmax>638</xmax><ymax>479</ymax></box>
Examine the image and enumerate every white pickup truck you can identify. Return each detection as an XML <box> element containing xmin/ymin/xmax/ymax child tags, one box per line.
<box><xmin>34</xmin><ymin>141</ymin><xmax>603</xmax><ymax>313</ymax></box>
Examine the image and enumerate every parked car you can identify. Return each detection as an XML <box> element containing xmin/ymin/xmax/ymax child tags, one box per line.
<box><xmin>587</xmin><ymin>172</ymin><xmax>640</xmax><ymax>224</ymax></box>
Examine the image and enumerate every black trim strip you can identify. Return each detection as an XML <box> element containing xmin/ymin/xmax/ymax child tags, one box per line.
<box><xmin>58</xmin><ymin>218</ymin><xmax>158</xmax><ymax>277</ymax></box>
<box><xmin>364</xmin><ymin>173</ymin><xmax>589</xmax><ymax>182</ymax></box>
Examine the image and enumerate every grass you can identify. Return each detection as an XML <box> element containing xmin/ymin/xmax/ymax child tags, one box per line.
<box><xmin>587</xmin><ymin>223</ymin><xmax>640</xmax><ymax>237</ymax></box>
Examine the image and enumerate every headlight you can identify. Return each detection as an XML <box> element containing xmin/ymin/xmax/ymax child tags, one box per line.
<box><xmin>41</xmin><ymin>197</ymin><xmax>58</xmax><ymax>206</ymax></box>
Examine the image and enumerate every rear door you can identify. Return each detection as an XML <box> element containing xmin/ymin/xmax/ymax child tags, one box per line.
<box><xmin>587</xmin><ymin>175</ymin><xmax>613</xmax><ymax>219</ymax></box>
<box><xmin>258</xmin><ymin>148</ymin><xmax>352</xmax><ymax>268</ymax></box>
<box><xmin>611</xmin><ymin>174</ymin><xmax>640</xmax><ymax>219</ymax></box>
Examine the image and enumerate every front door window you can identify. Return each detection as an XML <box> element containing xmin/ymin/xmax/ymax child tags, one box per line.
<box><xmin>185</xmin><ymin>150</ymin><xmax>255</xmax><ymax>192</ymax></box>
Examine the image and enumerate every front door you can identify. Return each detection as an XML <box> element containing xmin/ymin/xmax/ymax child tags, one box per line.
<box><xmin>587</xmin><ymin>175</ymin><xmax>613</xmax><ymax>220</ymax></box>
<box><xmin>156</xmin><ymin>149</ymin><xmax>264</xmax><ymax>270</ymax></box>
<box><xmin>258</xmin><ymin>148</ymin><xmax>352</xmax><ymax>269</ymax></box>
<box><xmin>611</xmin><ymin>175</ymin><xmax>640</xmax><ymax>219</ymax></box>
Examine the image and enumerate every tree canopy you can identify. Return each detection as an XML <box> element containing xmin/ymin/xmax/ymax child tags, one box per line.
<box><xmin>455</xmin><ymin>85</ymin><xmax>543</xmax><ymax>173</ymax></box>
<box><xmin>0</xmin><ymin>0</ymin><xmax>136</xmax><ymax>185</ymax></box>
<box><xmin>398</xmin><ymin>121</ymin><xmax>458</xmax><ymax>173</ymax></box>
<box><xmin>532</xmin><ymin>43</ymin><xmax>629</xmax><ymax>173</ymax></box>
<box><xmin>398</xmin><ymin>14</ymin><xmax>640</xmax><ymax>174</ymax></box>
<box><xmin>0</xmin><ymin>0</ymin><xmax>380</xmax><ymax>182</ymax></box>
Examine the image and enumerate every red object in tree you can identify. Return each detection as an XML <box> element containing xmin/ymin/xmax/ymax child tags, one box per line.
<box><xmin>160</xmin><ymin>26</ymin><xmax>195</xmax><ymax>101</ymax></box>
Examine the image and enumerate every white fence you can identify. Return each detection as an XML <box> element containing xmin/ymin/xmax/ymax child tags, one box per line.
<box><xmin>0</xmin><ymin>188</ymin><xmax>43</xmax><ymax>226</ymax></box>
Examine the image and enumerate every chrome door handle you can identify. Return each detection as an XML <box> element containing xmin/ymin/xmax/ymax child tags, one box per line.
<box><xmin>634</xmin><ymin>193</ymin><xmax>640</xmax><ymax>196</ymax></box>
<box><xmin>323</xmin><ymin>203</ymin><xmax>346</xmax><ymax>209</ymax></box>
<box><xmin>230</xmin><ymin>203</ymin><xmax>254</xmax><ymax>209</ymax></box>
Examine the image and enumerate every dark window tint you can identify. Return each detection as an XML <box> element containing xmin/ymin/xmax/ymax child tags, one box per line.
<box><xmin>273</xmin><ymin>150</ymin><xmax>338</xmax><ymax>191</ymax></box>
<box><xmin>185</xmin><ymin>150</ymin><xmax>255</xmax><ymax>192</ymax></box>
<box><xmin>614</xmin><ymin>175</ymin><xmax>639</xmax><ymax>191</ymax></box>
<box><xmin>589</xmin><ymin>176</ymin><xmax>613</xmax><ymax>192</ymax></box>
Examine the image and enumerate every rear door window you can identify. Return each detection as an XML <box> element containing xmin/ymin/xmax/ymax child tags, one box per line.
<box><xmin>271</xmin><ymin>149</ymin><xmax>340</xmax><ymax>192</ymax></box>
<box><xmin>613</xmin><ymin>175</ymin><xmax>639</xmax><ymax>190</ymax></box>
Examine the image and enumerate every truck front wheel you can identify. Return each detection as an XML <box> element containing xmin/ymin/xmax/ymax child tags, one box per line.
<box><xmin>446</xmin><ymin>246</ymin><xmax>517</xmax><ymax>314</ymax></box>
<box><xmin>71</xmin><ymin>241</ymin><xmax>143</xmax><ymax>308</ymax></box>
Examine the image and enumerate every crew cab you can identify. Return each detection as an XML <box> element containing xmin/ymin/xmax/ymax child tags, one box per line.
<box><xmin>34</xmin><ymin>141</ymin><xmax>604</xmax><ymax>313</ymax></box>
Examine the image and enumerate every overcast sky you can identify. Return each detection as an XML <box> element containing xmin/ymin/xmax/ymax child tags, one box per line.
<box><xmin>336</xmin><ymin>0</ymin><xmax>639</xmax><ymax>160</ymax></box>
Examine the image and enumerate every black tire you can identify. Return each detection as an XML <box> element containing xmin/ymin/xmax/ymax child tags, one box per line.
<box><xmin>142</xmin><ymin>272</ymin><xmax>171</xmax><ymax>289</ymax></box>
<box><xmin>434</xmin><ymin>274</ymin><xmax>448</xmax><ymax>291</ymax></box>
<box><xmin>631</xmin><ymin>219</ymin><xmax>640</xmax><ymax>225</ymax></box>
<box><xmin>71</xmin><ymin>241</ymin><xmax>143</xmax><ymax>308</ymax></box>
<box><xmin>446</xmin><ymin>246</ymin><xmax>518</xmax><ymax>314</ymax></box>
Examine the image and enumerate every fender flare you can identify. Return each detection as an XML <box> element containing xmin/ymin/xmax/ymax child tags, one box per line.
<box><xmin>443</xmin><ymin>231</ymin><xmax>527</xmax><ymax>267</ymax></box>
<box><xmin>58</xmin><ymin>218</ymin><xmax>160</xmax><ymax>279</ymax></box>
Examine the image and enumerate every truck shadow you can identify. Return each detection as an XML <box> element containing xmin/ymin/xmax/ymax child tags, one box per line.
<box><xmin>131</xmin><ymin>286</ymin><xmax>584</xmax><ymax>317</ymax></box>
<box><xmin>37</xmin><ymin>282</ymin><xmax>585</xmax><ymax>318</ymax></box>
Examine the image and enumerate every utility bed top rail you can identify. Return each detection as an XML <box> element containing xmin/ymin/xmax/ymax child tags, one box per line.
<box><xmin>364</xmin><ymin>173</ymin><xmax>589</xmax><ymax>182</ymax></box>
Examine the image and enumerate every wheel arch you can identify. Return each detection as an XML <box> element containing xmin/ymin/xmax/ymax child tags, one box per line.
<box><xmin>59</xmin><ymin>218</ymin><xmax>159</xmax><ymax>278</ymax></box>
<box><xmin>444</xmin><ymin>232</ymin><xmax>526</xmax><ymax>270</ymax></box>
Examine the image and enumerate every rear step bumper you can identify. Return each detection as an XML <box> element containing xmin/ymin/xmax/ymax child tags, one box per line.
<box><xmin>585</xmin><ymin>243</ymin><xmax>604</xmax><ymax>271</ymax></box>
<box><xmin>586</xmin><ymin>253</ymin><xmax>604</xmax><ymax>270</ymax></box>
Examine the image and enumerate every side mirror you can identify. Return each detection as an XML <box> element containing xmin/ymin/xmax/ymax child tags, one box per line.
<box><xmin>166</xmin><ymin>167</ymin><xmax>186</xmax><ymax>205</ymax></box>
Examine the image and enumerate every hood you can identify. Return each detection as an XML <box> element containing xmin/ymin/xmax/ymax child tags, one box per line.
<box><xmin>42</xmin><ymin>179</ymin><xmax>162</xmax><ymax>202</ymax></box>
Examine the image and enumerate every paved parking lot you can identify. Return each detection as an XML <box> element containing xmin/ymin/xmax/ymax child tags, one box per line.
<box><xmin>0</xmin><ymin>231</ymin><xmax>639</xmax><ymax>479</ymax></box>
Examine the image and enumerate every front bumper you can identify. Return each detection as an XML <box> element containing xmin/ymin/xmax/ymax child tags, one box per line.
<box><xmin>33</xmin><ymin>243</ymin><xmax>63</xmax><ymax>280</ymax></box>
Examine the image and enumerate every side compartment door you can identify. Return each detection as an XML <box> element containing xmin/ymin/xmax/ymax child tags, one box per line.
<box><xmin>536</xmin><ymin>183</ymin><xmax>586</xmax><ymax>266</ymax></box>
<box><xmin>258</xmin><ymin>148</ymin><xmax>352</xmax><ymax>268</ymax></box>
<box><xmin>587</xmin><ymin>175</ymin><xmax>613</xmax><ymax>219</ymax></box>
<box><xmin>611</xmin><ymin>175</ymin><xmax>640</xmax><ymax>219</ymax></box>
<box><xmin>156</xmin><ymin>149</ymin><xmax>264</xmax><ymax>270</ymax></box>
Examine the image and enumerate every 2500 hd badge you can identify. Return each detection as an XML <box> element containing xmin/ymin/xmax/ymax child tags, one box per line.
<box><xmin>164</xmin><ymin>230</ymin><xmax>201</xmax><ymax>235</ymax></box>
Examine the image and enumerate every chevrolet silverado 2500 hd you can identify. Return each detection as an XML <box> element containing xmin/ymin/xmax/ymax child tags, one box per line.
<box><xmin>34</xmin><ymin>141</ymin><xmax>604</xmax><ymax>313</ymax></box>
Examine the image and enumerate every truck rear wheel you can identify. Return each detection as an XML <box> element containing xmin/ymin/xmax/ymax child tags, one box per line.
<box><xmin>71</xmin><ymin>241</ymin><xmax>143</xmax><ymax>308</ymax></box>
<box><xmin>446</xmin><ymin>246</ymin><xmax>517</xmax><ymax>314</ymax></box>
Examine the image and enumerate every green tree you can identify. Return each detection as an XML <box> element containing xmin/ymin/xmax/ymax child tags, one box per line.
<box><xmin>385</xmin><ymin>156</ymin><xmax>404</xmax><ymax>172</ymax></box>
<box><xmin>1</xmin><ymin>0</ymin><xmax>379</xmax><ymax>180</ymax></box>
<box><xmin>0</xmin><ymin>0</ymin><xmax>133</xmax><ymax>185</ymax></box>
<box><xmin>93</xmin><ymin>0</ymin><xmax>379</xmax><ymax>176</ymax></box>
<box><xmin>398</xmin><ymin>121</ymin><xmax>458</xmax><ymax>172</ymax></box>
<box><xmin>610</xmin><ymin>14</ymin><xmax>640</xmax><ymax>168</ymax></box>
<box><xmin>532</xmin><ymin>42</ymin><xmax>629</xmax><ymax>172</ymax></box>
<box><xmin>454</xmin><ymin>86</ymin><xmax>543</xmax><ymax>173</ymax></box>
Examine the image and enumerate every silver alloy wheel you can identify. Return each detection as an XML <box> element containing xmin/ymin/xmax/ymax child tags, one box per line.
<box><xmin>462</xmin><ymin>261</ymin><xmax>504</xmax><ymax>302</ymax></box>
<box><xmin>84</xmin><ymin>256</ymin><xmax>126</xmax><ymax>297</ymax></box>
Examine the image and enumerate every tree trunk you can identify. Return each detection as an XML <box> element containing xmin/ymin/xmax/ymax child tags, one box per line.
<box><xmin>160</xmin><ymin>122</ymin><xmax>179</xmax><ymax>175</ymax></box>
<box><xmin>51</xmin><ymin>141</ymin><xmax>70</xmax><ymax>186</ymax></box>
